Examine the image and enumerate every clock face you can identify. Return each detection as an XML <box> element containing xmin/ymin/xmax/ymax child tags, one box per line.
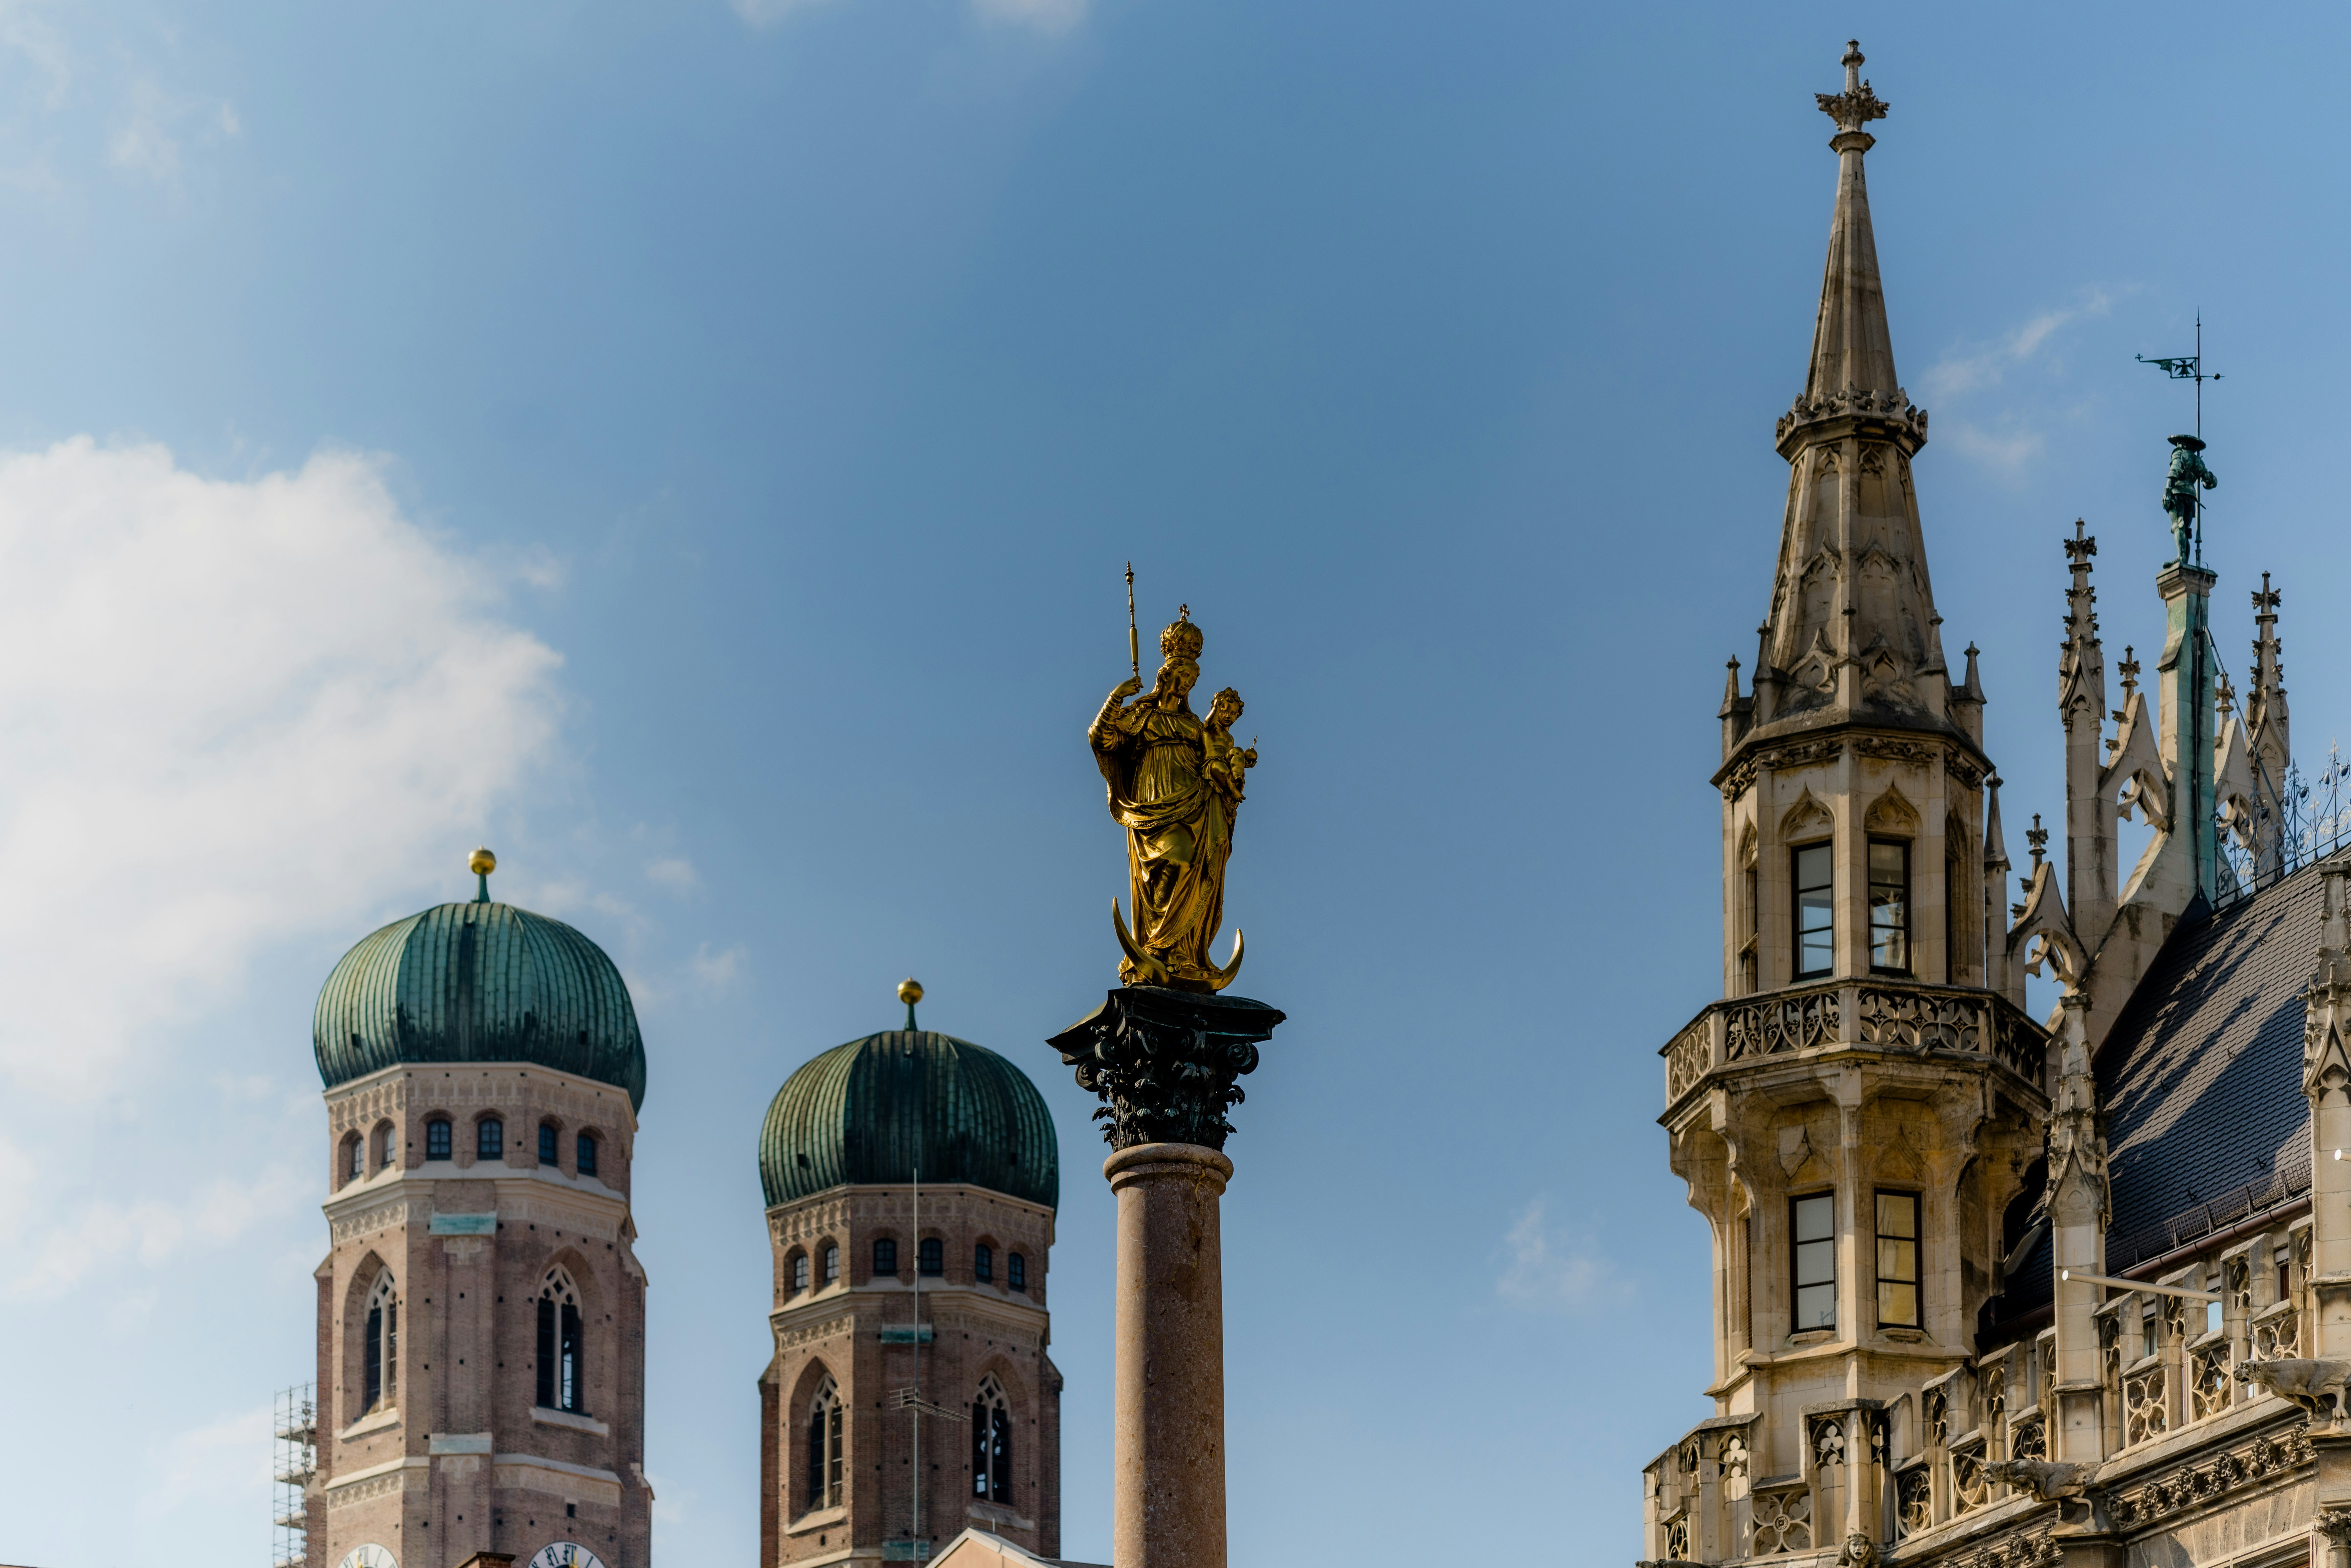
<box><xmin>336</xmin><ymin>1547</ymin><xmax>396</xmax><ymax>1568</ymax></box>
<box><xmin>529</xmin><ymin>1545</ymin><xmax>607</xmax><ymax>1568</ymax></box>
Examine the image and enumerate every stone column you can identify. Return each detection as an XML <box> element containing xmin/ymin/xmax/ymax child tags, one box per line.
<box><xmin>1050</xmin><ymin>986</ymin><xmax>1284</xmax><ymax>1568</ymax></box>
<box><xmin>1107</xmin><ymin>1143</ymin><xmax>1231</xmax><ymax>1567</ymax></box>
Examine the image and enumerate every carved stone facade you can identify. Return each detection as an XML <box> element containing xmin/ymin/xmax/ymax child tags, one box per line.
<box><xmin>1644</xmin><ymin>39</ymin><xmax>2349</xmax><ymax>1568</ymax></box>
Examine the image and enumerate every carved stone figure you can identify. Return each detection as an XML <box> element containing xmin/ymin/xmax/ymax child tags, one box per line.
<box><xmin>1090</xmin><ymin>610</ymin><xmax>1256</xmax><ymax>990</ymax></box>
<box><xmin>2232</xmin><ymin>1356</ymin><xmax>2351</xmax><ymax>1422</ymax></box>
<box><xmin>1978</xmin><ymin>1458</ymin><xmax>2097</xmax><ymax>1502</ymax></box>
<box><xmin>1835</xmin><ymin>1531</ymin><xmax>1879</xmax><ymax>1568</ymax></box>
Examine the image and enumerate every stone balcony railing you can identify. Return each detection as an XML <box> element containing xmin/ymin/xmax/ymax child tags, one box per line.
<box><xmin>1658</xmin><ymin>977</ymin><xmax>2051</xmax><ymax>1110</ymax></box>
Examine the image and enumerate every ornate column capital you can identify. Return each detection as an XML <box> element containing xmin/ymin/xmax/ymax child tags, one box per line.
<box><xmin>1048</xmin><ymin>986</ymin><xmax>1286</xmax><ymax>1152</ymax></box>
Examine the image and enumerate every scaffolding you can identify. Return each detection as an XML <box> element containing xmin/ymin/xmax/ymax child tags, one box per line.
<box><xmin>273</xmin><ymin>1384</ymin><xmax>317</xmax><ymax>1568</ymax></box>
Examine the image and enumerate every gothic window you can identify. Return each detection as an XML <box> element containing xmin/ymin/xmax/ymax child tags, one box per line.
<box><xmin>805</xmin><ymin>1376</ymin><xmax>844</xmax><ymax>1512</ymax></box>
<box><xmin>540</xmin><ymin>1122</ymin><xmax>559</xmax><ymax>1164</ymax></box>
<box><xmin>362</xmin><ymin>1270</ymin><xmax>399</xmax><ymax>1413</ymax></box>
<box><xmin>426</xmin><ymin>1117</ymin><xmax>452</xmax><ymax>1160</ymax></box>
<box><xmin>874</xmin><ymin>1238</ymin><xmax>898</xmax><ymax>1276</ymax></box>
<box><xmin>1792</xmin><ymin>1193</ymin><xmax>1836</xmax><ymax>1331</ymax></box>
<box><xmin>1875</xmin><ymin>1191</ymin><xmax>1920</xmax><ymax>1328</ymax></box>
<box><xmin>344</xmin><ymin>1134</ymin><xmax>364</xmax><ymax>1185</ymax></box>
<box><xmin>577</xmin><ymin>1132</ymin><xmax>598</xmax><ymax>1176</ymax></box>
<box><xmin>1869</xmin><ymin>839</ymin><xmax>1911</xmax><ymax>974</ymax></box>
<box><xmin>537</xmin><ymin>1268</ymin><xmax>585</xmax><ymax>1414</ymax></box>
<box><xmin>976</xmin><ymin>1244</ymin><xmax>993</xmax><ymax>1283</ymax></box>
<box><xmin>970</xmin><ymin>1374</ymin><xmax>1012</xmax><ymax>1504</ymax></box>
<box><xmin>919</xmin><ymin>1238</ymin><xmax>944</xmax><ymax>1276</ymax></box>
<box><xmin>1009</xmin><ymin>1253</ymin><xmax>1026</xmax><ymax>1292</ymax></box>
<box><xmin>792</xmin><ymin>1252</ymin><xmax>810</xmax><ymax>1293</ymax></box>
<box><xmin>478</xmin><ymin>1117</ymin><xmax>504</xmax><ymax>1160</ymax></box>
<box><xmin>823</xmin><ymin>1243</ymin><xmax>840</xmax><ymax>1284</ymax></box>
<box><xmin>1738</xmin><ymin>828</ymin><xmax>1760</xmax><ymax>994</ymax></box>
<box><xmin>1793</xmin><ymin>843</ymin><xmax>1834</xmax><ymax>978</ymax></box>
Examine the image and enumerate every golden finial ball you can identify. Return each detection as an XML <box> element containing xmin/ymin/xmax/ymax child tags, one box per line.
<box><xmin>469</xmin><ymin>847</ymin><xmax>497</xmax><ymax>877</ymax></box>
<box><xmin>897</xmin><ymin>978</ymin><xmax>924</xmax><ymax>1006</ymax></box>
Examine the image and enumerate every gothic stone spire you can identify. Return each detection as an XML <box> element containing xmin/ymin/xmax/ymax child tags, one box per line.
<box><xmin>1748</xmin><ymin>41</ymin><xmax>1954</xmax><ymax>746</ymax></box>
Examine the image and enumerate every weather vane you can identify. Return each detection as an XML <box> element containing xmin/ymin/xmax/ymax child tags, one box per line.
<box><xmin>2136</xmin><ymin>314</ymin><xmax>2221</xmax><ymax>438</ymax></box>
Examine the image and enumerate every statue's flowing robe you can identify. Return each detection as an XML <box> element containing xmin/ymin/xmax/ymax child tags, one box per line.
<box><xmin>1091</xmin><ymin>699</ymin><xmax>1235</xmax><ymax>979</ymax></box>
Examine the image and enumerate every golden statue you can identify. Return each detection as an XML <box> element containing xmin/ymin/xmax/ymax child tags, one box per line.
<box><xmin>1091</xmin><ymin>606</ymin><xmax>1257</xmax><ymax>990</ymax></box>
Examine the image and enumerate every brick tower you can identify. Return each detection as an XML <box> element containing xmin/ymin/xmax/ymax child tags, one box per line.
<box><xmin>756</xmin><ymin>982</ymin><xmax>1062</xmax><ymax>1566</ymax></box>
<box><xmin>307</xmin><ymin>851</ymin><xmax>653</xmax><ymax>1568</ymax></box>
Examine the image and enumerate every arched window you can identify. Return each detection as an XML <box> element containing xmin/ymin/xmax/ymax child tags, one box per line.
<box><xmin>539</xmin><ymin>1123</ymin><xmax>559</xmax><ymax>1164</ymax></box>
<box><xmin>975</xmin><ymin>1244</ymin><xmax>993</xmax><ymax>1283</ymax></box>
<box><xmin>362</xmin><ymin>1271</ymin><xmax>398</xmax><ymax>1413</ymax></box>
<box><xmin>379</xmin><ymin>1124</ymin><xmax>398</xmax><ymax>1172</ymax></box>
<box><xmin>577</xmin><ymin>1131</ymin><xmax>599</xmax><ymax>1176</ymax></box>
<box><xmin>1009</xmin><ymin>1253</ymin><xmax>1026</xmax><ymax>1292</ymax></box>
<box><xmin>919</xmin><ymin>1238</ymin><xmax>943</xmax><ymax>1276</ymax></box>
<box><xmin>478</xmin><ymin>1117</ymin><xmax>504</xmax><ymax>1160</ymax></box>
<box><xmin>823</xmin><ymin>1243</ymin><xmax>840</xmax><ymax>1284</ymax></box>
<box><xmin>426</xmin><ymin>1118</ymin><xmax>452</xmax><ymax>1160</ymax></box>
<box><xmin>536</xmin><ymin>1268</ymin><xmax>584</xmax><ymax>1414</ymax></box>
<box><xmin>344</xmin><ymin>1134</ymin><xmax>363</xmax><ymax>1184</ymax></box>
<box><xmin>791</xmin><ymin>1252</ymin><xmax>810</xmax><ymax>1293</ymax></box>
<box><xmin>970</xmin><ymin>1373</ymin><xmax>1011</xmax><ymax>1503</ymax></box>
<box><xmin>874</xmin><ymin>1238</ymin><xmax>898</xmax><ymax>1276</ymax></box>
<box><xmin>805</xmin><ymin>1376</ymin><xmax>844</xmax><ymax>1512</ymax></box>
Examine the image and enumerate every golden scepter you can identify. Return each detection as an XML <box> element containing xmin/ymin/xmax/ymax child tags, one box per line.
<box><xmin>1125</xmin><ymin>562</ymin><xmax>1139</xmax><ymax>682</ymax></box>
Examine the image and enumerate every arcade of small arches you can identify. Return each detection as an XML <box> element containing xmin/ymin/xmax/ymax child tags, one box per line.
<box><xmin>780</xmin><ymin>1235</ymin><xmax>1031</xmax><ymax>1297</ymax></box>
<box><xmin>337</xmin><ymin>1111</ymin><xmax>607</xmax><ymax>1187</ymax></box>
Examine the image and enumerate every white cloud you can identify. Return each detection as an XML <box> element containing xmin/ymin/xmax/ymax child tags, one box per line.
<box><xmin>731</xmin><ymin>0</ymin><xmax>1088</xmax><ymax>32</ymax></box>
<box><xmin>109</xmin><ymin>76</ymin><xmax>241</xmax><ymax>186</ymax></box>
<box><xmin>690</xmin><ymin>942</ymin><xmax>745</xmax><ymax>990</ymax></box>
<box><xmin>971</xmin><ymin>0</ymin><xmax>1089</xmax><ymax>31</ymax></box>
<box><xmin>0</xmin><ymin>437</ymin><xmax>563</xmax><ymax>1101</ymax></box>
<box><xmin>1495</xmin><ymin>1198</ymin><xmax>1629</xmax><ymax>1311</ymax></box>
<box><xmin>647</xmin><ymin>855</ymin><xmax>699</xmax><ymax>892</ymax></box>
<box><xmin>142</xmin><ymin>1402</ymin><xmax>274</xmax><ymax>1519</ymax></box>
<box><xmin>1923</xmin><ymin>289</ymin><xmax>2115</xmax><ymax>403</ymax></box>
<box><xmin>11</xmin><ymin>1163</ymin><xmax>307</xmax><ymax>1300</ymax></box>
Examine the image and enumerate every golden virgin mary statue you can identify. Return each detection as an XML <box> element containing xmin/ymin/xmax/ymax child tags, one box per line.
<box><xmin>1090</xmin><ymin>610</ymin><xmax>1257</xmax><ymax>990</ymax></box>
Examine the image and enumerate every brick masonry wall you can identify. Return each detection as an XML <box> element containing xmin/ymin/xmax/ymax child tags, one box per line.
<box><xmin>761</xmin><ymin>1185</ymin><xmax>1061</xmax><ymax>1566</ymax></box>
<box><xmin>312</xmin><ymin>1064</ymin><xmax>652</xmax><ymax>1568</ymax></box>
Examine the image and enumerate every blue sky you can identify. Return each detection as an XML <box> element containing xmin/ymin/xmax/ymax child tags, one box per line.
<box><xmin>5</xmin><ymin>2</ymin><xmax>2351</xmax><ymax>1564</ymax></box>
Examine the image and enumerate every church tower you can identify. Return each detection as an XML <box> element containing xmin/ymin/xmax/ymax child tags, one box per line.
<box><xmin>307</xmin><ymin>851</ymin><xmax>653</xmax><ymax>1568</ymax></box>
<box><xmin>756</xmin><ymin>983</ymin><xmax>1062</xmax><ymax>1566</ymax></box>
<box><xmin>1648</xmin><ymin>44</ymin><xmax>2051</xmax><ymax>1562</ymax></box>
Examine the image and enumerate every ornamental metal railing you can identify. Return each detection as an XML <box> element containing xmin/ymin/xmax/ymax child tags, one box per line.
<box><xmin>2216</xmin><ymin>742</ymin><xmax>2351</xmax><ymax>911</ymax></box>
<box><xmin>1659</xmin><ymin>977</ymin><xmax>2050</xmax><ymax>1108</ymax></box>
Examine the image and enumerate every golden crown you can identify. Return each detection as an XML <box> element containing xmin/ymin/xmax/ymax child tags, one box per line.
<box><xmin>1159</xmin><ymin>612</ymin><xmax>1203</xmax><ymax>663</ymax></box>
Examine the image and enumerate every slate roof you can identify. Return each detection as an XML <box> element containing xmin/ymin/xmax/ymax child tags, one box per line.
<box><xmin>1991</xmin><ymin>861</ymin><xmax>2327</xmax><ymax>1336</ymax></box>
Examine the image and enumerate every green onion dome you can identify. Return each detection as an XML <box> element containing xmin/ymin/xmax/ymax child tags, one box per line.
<box><xmin>313</xmin><ymin>897</ymin><xmax>647</xmax><ymax>1111</ymax></box>
<box><xmin>759</xmin><ymin>1030</ymin><xmax>1058</xmax><ymax>1210</ymax></box>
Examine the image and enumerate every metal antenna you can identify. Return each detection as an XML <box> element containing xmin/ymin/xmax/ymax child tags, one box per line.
<box><xmin>2137</xmin><ymin>315</ymin><xmax>2222</xmax><ymax>439</ymax></box>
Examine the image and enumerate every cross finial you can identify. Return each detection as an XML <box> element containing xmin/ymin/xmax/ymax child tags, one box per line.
<box><xmin>2254</xmin><ymin>572</ymin><xmax>2281</xmax><ymax>615</ymax></box>
<box><xmin>2118</xmin><ymin>644</ymin><xmax>2140</xmax><ymax>701</ymax></box>
<box><xmin>2027</xmin><ymin>813</ymin><xmax>2049</xmax><ymax>868</ymax></box>
<box><xmin>1817</xmin><ymin>39</ymin><xmax>1890</xmax><ymax>132</ymax></box>
<box><xmin>2063</xmin><ymin>519</ymin><xmax>2097</xmax><ymax>568</ymax></box>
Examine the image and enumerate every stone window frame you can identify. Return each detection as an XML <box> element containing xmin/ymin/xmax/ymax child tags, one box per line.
<box><xmin>1867</xmin><ymin>836</ymin><xmax>1912</xmax><ymax>976</ymax></box>
<box><xmin>1790</xmin><ymin>1189</ymin><xmax>1838</xmax><ymax>1335</ymax></box>
<box><xmin>970</xmin><ymin>1372</ymin><xmax>1013</xmax><ymax>1505</ymax></box>
<box><xmin>805</xmin><ymin>1373</ymin><xmax>845</xmax><ymax>1514</ymax></box>
<box><xmin>1791</xmin><ymin>840</ymin><xmax>1835</xmax><ymax>980</ymax></box>
<box><xmin>1873</xmin><ymin>1188</ymin><xmax>1922</xmax><ymax>1330</ymax></box>
<box><xmin>537</xmin><ymin>1265</ymin><xmax>587</xmax><ymax>1415</ymax></box>
<box><xmin>362</xmin><ymin>1267</ymin><xmax>399</xmax><ymax>1415</ymax></box>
